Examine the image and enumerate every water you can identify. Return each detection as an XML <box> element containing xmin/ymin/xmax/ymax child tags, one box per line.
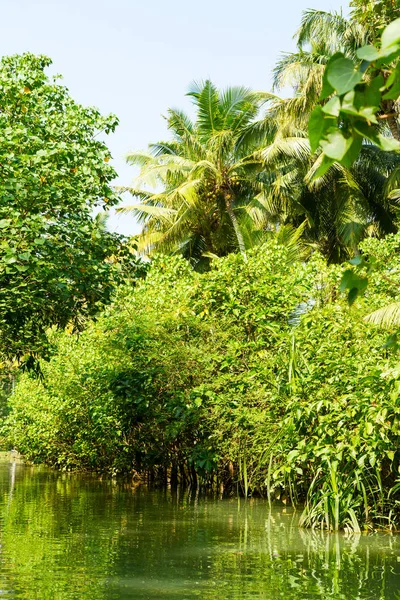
<box><xmin>0</xmin><ymin>454</ymin><xmax>399</xmax><ymax>599</ymax></box>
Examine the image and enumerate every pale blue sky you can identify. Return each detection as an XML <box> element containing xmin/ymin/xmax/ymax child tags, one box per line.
<box><xmin>1</xmin><ymin>0</ymin><xmax>346</xmax><ymax>234</ymax></box>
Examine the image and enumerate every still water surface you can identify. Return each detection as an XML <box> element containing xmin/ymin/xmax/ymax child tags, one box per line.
<box><xmin>0</xmin><ymin>454</ymin><xmax>399</xmax><ymax>599</ymax></box>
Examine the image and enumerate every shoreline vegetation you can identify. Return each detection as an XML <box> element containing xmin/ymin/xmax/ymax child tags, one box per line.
<box><xmin>1</xmin><ymin>1</ymin><xmax>400</xmax><ymax>532</ymax></box>
<box><xmin>4</xmin><ymin>237</ymin><xmax>400</xmax><ymax>532</ymax></box>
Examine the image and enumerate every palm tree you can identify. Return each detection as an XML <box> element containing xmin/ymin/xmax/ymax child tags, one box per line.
<box><xmin>349</xmin><ymin>1</ymin><xmax>400</xmax><ymax>43</ymax></box>
<box><xmin>273</xmin><ymin>6</ymin><xmax>400</xmax><ymax>139</ymax></box>
<box><xmin>245</xmin><ymin>128</ymin><xmax>400</xmax><ymax>262</ymax></box>
<box><xmin>118</xmin><ymin>81</ymin><xmax>270</xmax><ymax>269</ymax></box>
<box><xmin>227</xmin><ymin>5</ymin><xmax>397</xmax><ymax>262</ymax></box>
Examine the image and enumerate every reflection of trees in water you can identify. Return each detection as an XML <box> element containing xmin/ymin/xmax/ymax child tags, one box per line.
<box><xmin>0</xmin><ymin>463</ymin><xmax>399</xmax><ymax>599</ymax></box>
<box><xmin>0</xmin><ymin>462</ymin><xmax>124</xmax><ymax>600</ymax></box>
<box><xmin>295</xmin><ymin>528</ymin><xmax>398</xmax><ymax>599</ymax></box>
<box><xmin>206</xmin><ymin>506</ymin><xmax>400</xmax><ymax>599</ymax></box>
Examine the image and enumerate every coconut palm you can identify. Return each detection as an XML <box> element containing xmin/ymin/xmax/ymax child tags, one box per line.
<box><xmin>231</xmin><ymin>4</ymin><xmax>398</xmax><ymax>262</ymax></box>
<box><xmin>246</xmin><ymin>130</ymin><xmax>400</xmax><ymax>263</ymax></box>
<box><xmin>273</xmin><ymin>6</ymin><xmax>400</xmax><ymax>139</ymax></box>
<box><xmin>349</xmin><ymin>0</ymin><xmax>400</xmax><ymax>43</ymax></box>
<box><xmin>118</xmin><ymin>81</ymin><xmax>271</xmax><ymax>269</ymax></box>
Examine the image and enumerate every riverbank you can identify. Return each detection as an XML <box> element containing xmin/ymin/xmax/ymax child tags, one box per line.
<box><xmin>3</xmin><ymin>238</ymin><xmax>400</xmax><ymax>531</ymax></box>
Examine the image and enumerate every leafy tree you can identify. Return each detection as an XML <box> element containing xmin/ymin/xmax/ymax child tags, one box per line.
<box><xmin>307</xmin><ymin>17</ymin><xmax>400</xmax><ymax>335</ymax></box>
<box><xmin>272</xmin><ymin>10</ymin><xmax>367</xmax><ymax>132</ymax></box>
<box><xmin>119</xmin><ymin>81</ymin><xmax>270</xmax><ymax>268</ymax></box>
<box><xmin>308</xmin><ymin>18</ymin><xmax>400</xmax><ymax>170</ymax></box>
<box><xmin>246</xmin><ymin>9</ymin><xmax>400</xmax><ymax>262</ymax></box>
<box><xmin>0</xmin><ymin>53</ymin><xmax>124</xmax><ymax>364</ymax></box>
<box><xmin>350</xmin><ymin>0</ymin><xmax>400</xmax><ymax>41</ymax></box>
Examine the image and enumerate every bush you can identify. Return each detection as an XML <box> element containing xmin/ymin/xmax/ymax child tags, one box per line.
<box><xmin>4</xmin><ymin>236</ymin><xmax>400</xmax><ymax>529</ymax></box>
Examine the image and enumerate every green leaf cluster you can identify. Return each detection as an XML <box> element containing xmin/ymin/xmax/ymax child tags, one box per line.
<box><xmin>309</xmin><ymin>19</ymin><xmax>400</xmax><ymax>171</ymax></box>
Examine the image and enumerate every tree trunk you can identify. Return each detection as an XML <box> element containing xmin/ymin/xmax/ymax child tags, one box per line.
<box><xmin>225</xmin><ymin>199</ymin><xmax>248</xmax><ymax>262</ymax></box>
<box><xmin>381</xmin><ymin>99</ymin><xmax>400</xmax><ymax>141</ymax></box>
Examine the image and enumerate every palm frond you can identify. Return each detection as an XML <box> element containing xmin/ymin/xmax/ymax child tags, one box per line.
<box><xmin>114</xmin><ymin>186</ymin><xmax>151</xmax><ymax>201</ymax></box>
<box><xmin>365</xmin><ymin>303</ymin><xmax>400</xmax><ymax>329</ymax></box>
<box><xmin>149</xmin><ymin>141</ymin><xmax>180</xmax><ymax>157</ymax></box>
<box><xmin>296</xmin><ymin>9</ymin><xmax>363</xmax><ymax>53</ymax></box>
<box><xmin>167</xmin><ymin>109</ymin><xmax>195</xmax><ymax>138</ymax></box>
<box><xmin>116</xmin><ymin>204</ymin><xmax>176</xmax><ymax>221</ymax></box>
<box><xmin>235</xmin><ymin>114</ymin><xmax>278</xmax><ymax>151</ymax></box>
<box><xmin>273</xmin><ymin>51</ymin><xmax>328</xmax><ymax>91</ymax></box>
<box><xmin>125</xmin><ymin>151</ymin><xmax>155</xmax><ymax>167</ymax></box>
<box><xmin>263</xmin><ymin>136</ymin><xmax>311</xmax><ymax>165</ymax></box>
<box><xmin>187</xmin><ymin>79</ymin><xmax>220</xmax><ymax>135</ymax></box>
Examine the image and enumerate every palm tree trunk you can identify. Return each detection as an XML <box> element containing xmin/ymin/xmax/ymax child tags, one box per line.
<box><xmin>387</xmin><ymin>115</ymin><xmax>400</xmax><ymax>142</ymax></box>
<box><xmin>382</xmin><ymin>99</ymin><xmax>400</xmax><ymax>141</ymax></box>
<box><xmin>225</xmin><ymin>199</ymin><xmax>247</xmax><ymax>262</ymax></box>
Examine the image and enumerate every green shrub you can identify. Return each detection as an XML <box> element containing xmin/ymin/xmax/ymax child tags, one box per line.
<box><xmin>4</xmin><ymin>236</ymin><xmax>400</xmax><ymax>529</ymax></box>
<box><xmin>4</xmin><ymin>244</ymin><xmax>311</xmax><ymax>472</ymax></box>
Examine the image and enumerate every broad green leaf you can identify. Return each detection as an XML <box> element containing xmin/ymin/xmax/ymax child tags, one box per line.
<box><xmin>311</xmin><ymin>154</ymin><xmax>334</xmax><ymax>179</ymax></box>
<box><xmin>322</xmin><ymin>96</ymin><xmax>341</xmax><ymax>117</ymax></box>
<box><xmin>384</xmin><ymin>65</ymin><xmax>399</xmax><ymax>89</ymax></box>
<box><xmin>341</xmin><ymin>88</ymin><xmax>379</xmax><ymax>123</ymax></box>
<box><xmin>347</xmin><ymin>286</ymin><xmax>358</xmax><ymax>305</ymax></box>
<box><xmin>354</xmin><ymin>121</ymin><xmax>400</xmax><ymax>152</ymax></box>
<box><xmin>340</xmin><ymin>135</ymin><xmax>363</xmax><ymax>168</ymax></box>
<box><xmin>382</xmin><ymin>65</ymin><xmax>400</xmax><ymax>100</ymax></box>
<box><xmin>15</xmin><ymin>264</ymin><xmax>28</xmax><ymax>272</ymax></box>
<box><xmin>349</xmin><ymin>255</ymin><xmax>365</xmax><ymax>267</ymax></box>
<box><xmin>320</xmin><ymin>53</ymin><xmax>344</xmax><ymax>100</ymax></box>
<box><xmin>340</xmin><ymin>269</ymin><xmax>368</xmax><ymax>305</ymax></box>
<box><xmin>387</xmin><ymin>450</ymin><xmax>395</xmax><ymax>462</ymax></box>
<box><xmin>320</xmin><ymin>130</ymin><xmax>352</xmax><ymax>161</ymax></box>
<box><xmin>341</xmin><ymin>91</ymin><xmax>359</xmax><ymax>116</ymax></box>
<box><xmin>375</xmin><ymin>47</ymin><xmax>400</xmax><ymax>66</ymax></box>
<box><xmin>339</xmin><ymin>269</ymin><xmax>354</xmax><ymax>293</ymax></box>
<box><xmin>356</xmin><ymin>45</ymin><xmax>381</xmax><ymax>62</ymax></box>
<box><xmin>327</xmin><ymin>57</ymin><xmax>363</xmax><ymax>96</ymax></box>
<box><xmin>381</xmin><ymin>18</ymin><xmax>400</xmax><ymax>51</ymax></box>
<box><xmin>365</xmin><ymin>422</ymin><xmax>374</xmax><ymax>436</ymax></box>
<box><xmin>308</xmin><ymin>106</ymin><xmax>335</xmax><ymax>154</ymax></box>
<box><xmin>375</xmin><ymin>134</ymin><xmax>400</xmax><ymax>152</ymax></box>
<box><xmin>364</xmin><ymin>75</ymin><xmax>384</xmax><ymax>108</ymax></box>
<box><xmin>383</xmin><ymin>81</ymin><xmax>400</xmax><ymax>101</ymax></box>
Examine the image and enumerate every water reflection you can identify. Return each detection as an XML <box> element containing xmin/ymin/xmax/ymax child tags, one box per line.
<box><xmin>0</xmin><ymin>454</ymin><xmax>399</xmax><ymax>599</ymax></box>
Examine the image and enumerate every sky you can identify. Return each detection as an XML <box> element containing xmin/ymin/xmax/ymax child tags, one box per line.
<box><xmin>1</xmin><ymin>0</ymin><xmax>346</xmax><ymax>235</ymax></box>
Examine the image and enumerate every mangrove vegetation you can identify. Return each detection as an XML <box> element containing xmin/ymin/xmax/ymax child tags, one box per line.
<box><xmin>2</xmin><ymin>0</ymin><xmax>400</xmax><ymax>533</ymax></box>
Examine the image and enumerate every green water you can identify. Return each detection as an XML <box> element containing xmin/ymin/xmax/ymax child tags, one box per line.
<box><xmin>0</xmin><ymin>454</ymin><xmax>399</xmax><ymax>599</ymax></box>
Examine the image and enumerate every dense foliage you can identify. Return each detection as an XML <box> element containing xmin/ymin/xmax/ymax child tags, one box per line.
<box><xmin>119</xmin><ymin>82</ymin><xmax>269</xmax><ymax>268</ymax></box>
<box><xmin>3</xmin><ymin>7</ymin><xmax>400</xmax><ymax>536</ymax></box>
<box><xmin>309</xmin><ymin>17</ymin><xmax>400</xmax><ymax>173</ymax></box>
<box><xmin>4</xmin><ymin>236</ymin><xmax>400</xmax><ymax>530</ymax></box>
<box><xmin>0</xmin><ymin>53</ymin><xmax>127</xmax><ymax>365</ymax></box>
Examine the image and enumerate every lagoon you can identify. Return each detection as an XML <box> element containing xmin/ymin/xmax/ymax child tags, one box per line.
<box><xmin>0</xmin><ymin>454</ymin><xmax>399</xmax><ymax>599</ymax></box>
